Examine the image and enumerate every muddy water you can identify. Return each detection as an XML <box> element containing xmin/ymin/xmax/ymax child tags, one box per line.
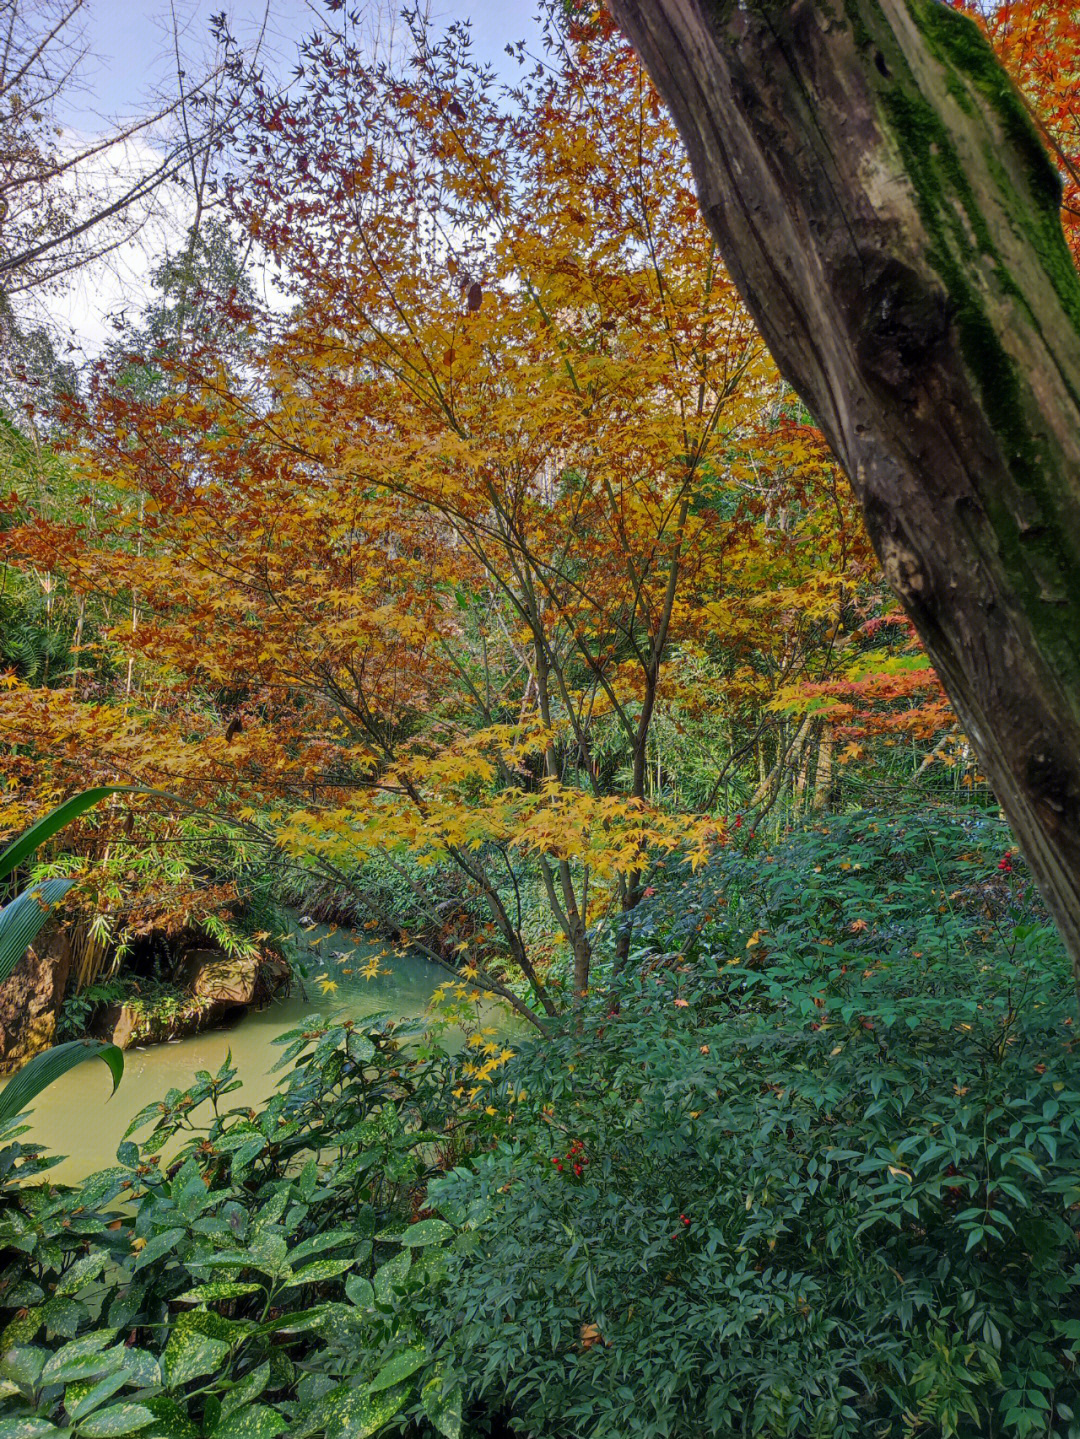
<box><xmin>8</xmin><ymin>919</ymin><xmax>462</xmax><ymax>1185</ymax></box>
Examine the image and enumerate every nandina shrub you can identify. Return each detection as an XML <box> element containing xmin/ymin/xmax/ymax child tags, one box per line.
<box><xmin>422</xmin><ymin>812</ymin><xmax>1080</xmax><ymax>1439</ymax></box>
<box><xmin>629</xmin><ymin>803</ymin><xmax>1054</xmax><ymax>1006</ymax></box>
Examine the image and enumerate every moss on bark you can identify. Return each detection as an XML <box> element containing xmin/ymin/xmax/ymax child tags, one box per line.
<box><xmin>862</xmin><ymin>3</ymin><xmax>1080</xmax><ymax>683</ymax></box>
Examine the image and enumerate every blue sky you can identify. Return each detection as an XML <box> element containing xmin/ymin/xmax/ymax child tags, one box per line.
<box><xmin>46</xmin><ymin>1</ymin><xmax>547</xmax><ymax>350</ymax></box>
<box><xmin>64</xmin><ymin>0</ymin><xmax>546</xmax><ymax>129</ymax></box>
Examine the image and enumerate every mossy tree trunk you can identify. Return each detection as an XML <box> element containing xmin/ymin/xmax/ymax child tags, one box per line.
<box><xmin>609</xmin><ymin>0</ymin><xmax>1080</xmax><ymax>993</ymax></box>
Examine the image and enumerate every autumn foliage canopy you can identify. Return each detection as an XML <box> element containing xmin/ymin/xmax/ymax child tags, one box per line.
<box><xmin>7</xmin><ymin>0</ymin><xmax>1069</xmax><ymax>1016</ymax></box>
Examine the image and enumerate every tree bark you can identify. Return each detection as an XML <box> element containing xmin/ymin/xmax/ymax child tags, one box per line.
<box><xmin>813</xmin><ymin>724</ymin><xmax>835</xmax><ymax>812</ymax></box>
<box><xmin>609</xmin><ymin>0</ymin><xmax>1080</xmax><ymax>993</ymax></box>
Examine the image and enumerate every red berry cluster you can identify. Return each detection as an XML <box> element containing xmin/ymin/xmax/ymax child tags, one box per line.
<box><xmin>670</xmin><ymin>1213</ymin><xmax>692</xmax><ymax>1240</ymax></box>
<box><xmin>998</xmin><ymin>853</ymin><xmax>1013</xmax><ymax>873</ymax></box>
<box><xmin>551</xmin><ymin>1138</ymin><xmax>589</xmax><ymax>1178</ymax></box>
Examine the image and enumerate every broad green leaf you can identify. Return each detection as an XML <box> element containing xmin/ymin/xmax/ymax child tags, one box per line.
<box><xmin>139</xmin><ymin>1399</ymin><xmax>198</xmax><ymax>1439</ymax></box>
<box><xmin>344</xmin><ymin>1275</ymin><xmax>374</xmax><ymax>1309</ymax></box>
<box><xmin>399</xmin><ymin>1220</ymin><xmax>452</xmax><ymax>1247</ymax></box>
<box><xmin>372</xmin><ymin>1251</ymin><xmax>410</xmax><ymax>1306</ymax></box>
<box><xmin>0</xmin><ymin>1421</ymin><xmax>68</xmax><ymax>1438</ymax></box>
<box><xmin>307</xmin><ymin>1303</ymin><xmax>362</xmax><ymax>1344</ymax></box>
<box><xmin>369</xmin><ymin>1345</ymin><xmax>426</xmax><ymax>1394</ymax></box>
<box><xmin>131</xmin><ymin>1229</ymin><xmax>186</xmax><ymax>1274</ymax></box>
<box><xmin>250</xmin><ymin>1191</ymin><xmax>289</xmax><ymax>1234</ymax></box>
<box><xmin>6</xmin><ymin>1340</ymin><xmax>74</xmax><ymax>1390</ymax></box>
<box><xmin>295</xmin><ymin>1381</ymin><xmax>408</xmax><ymax>1439</ymax></box>
<box><xmin>117</xmin><ymin>1351</ymin><xmax>160</xmax><ymax>1390</ymax></box>
<box><xmin>246</xmin><ymin>1233</ymin><xmax>289</xmax><ymax>1278</ymax></box>
<box><xmin>173</xmin><ymin>1283</ymin><xmax>263</xmax><ymax>1304</ymax></box>
<box><xmin>168</xmin><ymin>1310</ymin><xmax>243</xmax><ymax>1346</ymax></box>
<box><xmin>279</xmin><ymin>1258</ymin><xmax>354</xmax><ymax>1289</ymax></box>
<box><xmin>345</xmin><ymin>1033</ymin><xmax>376</xmax><ymax>1063</ymax></box>
<box><xmin>228</xmin><ymin>1138</ymin><xmax>266</xmax><ymax>1174</ymax></box>
<box><xmin>67</xmin><ymin>1369</ymin><xmax>130</xmax><ymax>1422</ymax></box>
<box><xmin>211</xmin><ymin>1405</ymin><xmax>286</xmax><ymax>1439</ymax></box>
<box><xmin>218</xmin><ymin>1362</ymin><xmax>269</xmax><ymax>1422</ymax></box>
<box><xmin>42</xmin><ymin>1339</ymin><xmax>123</xmax><ymax>1387</ymax></box>
<box><xmin>72</xmin><ymin>1167</ymin><xmax>131</xmax><ymax>1209</ymax></box>
<box><xmin>40</xmin><ymin>1295</ymin><xmax>84</xmax><ymax>1340</ymax></box>
<box><xmin>0</xmin><ymin>1308</ymin><xmax>42</xmax><ymax>1349</ymax></box>
<box><xmin>40</xmin><ymin>1351</ymin><xmax>122</xmax><ymax>1388</ymax></box>
<box><xmin>288</xmin><ymin>1231</ymin><xmax>357</xmax><ymax>1264</ymax></box>
<box><xmin>256</xmin><ymin>1308</ymin><xmax>325</xmax><ymax>1336</ymax></box>
<box><xmin>78</xmin><ymin>1405</ymin><xmax>156</xmax><ymax>1438</ymax></box>
<box><xmin>0</xmin><ymin>1043</ymin><xmax>123</xmax><ymax>1127</ymax></box>
<box><xmin>65</xmin><ymin>1379</ymin><xmax>98</xmax><ymax>1411</ymax></box>
<box><xmin>54</xmin><ymin>1255</ymin><xmax>110</xmax><ymax>1298</ymax></box>
<box><xmin>161</xmin><ymin>1330</ymin><xmax>230</xmax><ymax>1389</ymax></box>
<box><xmin>194</xmin><ymin>1252</ymin><xmax>254</xmax><ymax>1271</ymax></box>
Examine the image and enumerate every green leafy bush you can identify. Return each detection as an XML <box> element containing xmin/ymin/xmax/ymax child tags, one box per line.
<box><xmin>6</xmin><ymin>808</ymin><xmax>1080</xmax><ymax>1439</ymax></box>
<box><xmin>423</xmin><ymin>811</ymin><xmax>1080</xmax><ymax>1439</ymax></box>
<box><xmin>0</xmin><ymin>1016</ymin><xmax>465</xmax><ymax>1439</ymax></box>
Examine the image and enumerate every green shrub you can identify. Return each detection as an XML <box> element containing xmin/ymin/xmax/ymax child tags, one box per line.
<box><xmin>422</xmin><ymin>811</ymin><xmax>1080</xmax><ymax>1439</ymax></box>
<box><xmin>0</xmin><ymin>1016</ymin><xmax>466</xmax><ymax>1439</ymax></box>
<box><xmin>7</xmin><ymin>808</ymin><xmax>1080</xmax><ymax>1439</ymax></box>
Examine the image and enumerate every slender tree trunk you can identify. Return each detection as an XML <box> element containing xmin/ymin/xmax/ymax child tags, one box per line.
<box><xmin>813</xmin><ymin>725</ymin><xmax>834</xmax><ymax>812</ymax></box>
<box><xmin>126</xmin><ymin>494</ymin><xmax>145</xmax><ymax>696</ymax></box>
<box><xmin>611</xmin><ymin>0</ymin><xmax>1080</xmax><ymax>995</ymax></box>
<box><xmin>71</xmin><ymin>595</ymin><xmax>85</xmax><ymax>691</ymax></box>
<box><xmin>794</xmin><ymin>726</ymin><xmax>813</xmax><ymax>813</ymax></box>
<box><xmin>757</xmin><ymin>733</ymin><xmax>766</xmax><ymax>796</ymax></box>
<box><xmin>750</xmin><ymin>712</ymin><xmax>813</xmax><ymax>810</ymax></box>
<box><xmin>533</xmin><ymin>639</ymin><xmax>592</xmax><ymax>1003</ymax></box>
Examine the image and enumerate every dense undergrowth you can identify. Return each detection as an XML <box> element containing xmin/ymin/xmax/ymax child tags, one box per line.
<box><xmin>3</xmin><ymin>807</ymin><xmax>1079</xmax><ymax>1439</ymax></box>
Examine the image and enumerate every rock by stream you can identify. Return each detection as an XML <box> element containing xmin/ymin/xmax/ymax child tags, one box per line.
<box><xmin>0</xmin><ymin>917</ymin><xmax>499</xmax><ymax>1184</ymax></box>
<box><xmin>0</xmin><ymin>925</ymin><xmax>291</xmax><ymax>1074</ymax></box>
<box><xmin>0</xmin><ymin>923</ymin><xmax>73</xmax><ymax>1076</ymax></box>
<box><xmin>97</xmin><ymin>949</ymin><xmax>291</xmax><ymax>1050</ymax></box>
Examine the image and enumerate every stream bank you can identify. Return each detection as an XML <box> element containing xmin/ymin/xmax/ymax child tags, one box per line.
<box><xmin>0</xmin><ymin>921</ymin><xmax>290</xmax><ymax>1075</ymax></box>
<box><xmin>1</xmin><ymin>916</ymin><xmax>468</xmax><ymax>1184</ymax></box>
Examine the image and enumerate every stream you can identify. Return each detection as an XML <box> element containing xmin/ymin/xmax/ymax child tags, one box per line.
<box><xmin>8</xmin><ymin>917</ymin><xmax>471</xmax><ymax>1185</ymax></box>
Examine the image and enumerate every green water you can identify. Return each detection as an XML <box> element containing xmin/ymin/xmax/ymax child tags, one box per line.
<box><xmin>9</xmin><ymin>919</ymin><xmax>464</xmax><ymax>1185</ymax></box>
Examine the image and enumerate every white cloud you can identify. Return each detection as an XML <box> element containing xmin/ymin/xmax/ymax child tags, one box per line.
<box><xmin>28</xmin><ymin>129</ymin><xmax>193</xmax><ymax>359</ymax></box>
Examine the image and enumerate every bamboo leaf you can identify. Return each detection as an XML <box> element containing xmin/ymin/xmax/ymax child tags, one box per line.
<box><xmin>421</xmin><ymin>1372</ymin><xmax>463</xmax><ymax>1439</ymax></box>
